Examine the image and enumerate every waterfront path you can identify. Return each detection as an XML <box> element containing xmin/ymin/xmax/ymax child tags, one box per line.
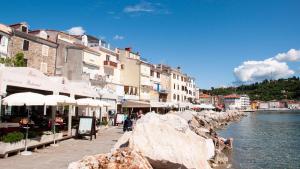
<box><xmin>0</xmin><ymin>126</ymin><xmax>123</xmax><ymax>169</ymax></box>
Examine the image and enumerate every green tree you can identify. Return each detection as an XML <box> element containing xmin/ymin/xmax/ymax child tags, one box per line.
<box><xmin>13</xmin><ymin>52</ymin><xmax>26</xmax><ymax>67</ymax></box>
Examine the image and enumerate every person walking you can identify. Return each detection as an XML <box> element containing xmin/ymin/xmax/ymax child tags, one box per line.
<box><xmin>123</xmin><ymin>116</ymin><xmax>133</xmax><ymax>132</ymax></box>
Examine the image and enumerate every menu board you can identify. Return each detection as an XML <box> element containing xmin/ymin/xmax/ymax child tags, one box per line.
<box><xmin>78</xmin><ymin>117</ymin><xmax>93</xmax><ymax>135</ymax></box>
<box><xmin>77</xmin><ymin>116</ymin><xmax>96</xmax><ymax>140</ymax></box>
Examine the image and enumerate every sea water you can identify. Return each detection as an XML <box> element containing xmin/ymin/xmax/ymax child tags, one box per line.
<box><xmin>218</xmin><ymin>111</ymin><xmax>300</xmax><ymax>169</ymax></box>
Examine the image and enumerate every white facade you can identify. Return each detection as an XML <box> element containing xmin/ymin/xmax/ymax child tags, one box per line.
<box><xmin>240</xmin><ymin>94</ymin><xmax>250</xmax><ymax>110</ymax></box>
<box><xmin>140</xmin><ymin>62</ymin><xmax>151</xmax><ymax>101</ymax></box>
<box><xmin>0</xmin><ymin>24</ymin><xmax>11</xmax><ymax>58</ymax></box>
<box><xmin>224</xmin><ymin>98</ymin><xmax>241</xmax><ymax>110</ymax></box>
<box><xmin>259</xmin><ymin>102</ymin><xmax>269</xmax><ymax>109</ymax></box>
<box><xmin>170</xmin><ymin>68</ymin><xmax>191</xmax><ymax>106</ymax></box>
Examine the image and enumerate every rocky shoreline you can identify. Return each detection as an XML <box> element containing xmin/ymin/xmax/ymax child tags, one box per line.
<box><xmin>68</xmin><ymin>110</ymin><xmax>246</xmax><ymax>169</ymax></box>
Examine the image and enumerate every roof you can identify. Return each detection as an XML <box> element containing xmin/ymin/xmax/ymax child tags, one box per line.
<box><xmin>199</xmin><ymin>94</ymin><xmax>211</xmax><ymax>98</ymax></box>
<box><xmin>0</xmin><ymin>23</ymin><xmax>12</xmax><ymax>34</ymax></box>
<box><xmin>224</xmin><ymin>94</ymin><xmax>241</xmax><ymax>99</ymax></box>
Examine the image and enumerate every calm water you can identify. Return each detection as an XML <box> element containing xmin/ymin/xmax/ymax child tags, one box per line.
<box><xmin>218</xmin><ymin>111</ymin><xmax>300</xmax><ymax>169</ymax></box>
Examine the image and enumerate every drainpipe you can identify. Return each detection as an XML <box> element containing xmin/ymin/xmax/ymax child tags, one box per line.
<box><xmin>138</xmin><ymin>61</ymin><xmax>141</xmax><ymax>101</ymax></box>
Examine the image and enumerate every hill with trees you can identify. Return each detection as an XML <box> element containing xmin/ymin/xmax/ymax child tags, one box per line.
<box><xmin>207</xmin><ymin>77</ymin><xmax>300</xmax><ymax>101</ymax></box>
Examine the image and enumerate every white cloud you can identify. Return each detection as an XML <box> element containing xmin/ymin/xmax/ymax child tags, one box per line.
<box><xmin>234</xmin><ymin>58</ymin><xmax>294</xmax><ymax>82</ymax></box>
<box><xmin>124</xmin><ymin>2</ymin><xmax>154</xmax><ymax>13</ymax></box>
<box><xmin>67</xmin><ymin>26</ymin><xmax>85</xmax><ymax>35</ymax></box>
<box><xmin>274</xmin><ymin>49</ymin><xmax>300</xmax><ymax>62</ymax></box>
<box><xmin>113</xmin><ymin>35</ymin><xmax>124</xmax><ymax>40</ymax></box>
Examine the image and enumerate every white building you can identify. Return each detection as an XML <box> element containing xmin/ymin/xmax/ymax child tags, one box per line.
<box><xmin>224</xmin><ymin>94</ymin><xmax>241</xmax><ymax>110</ymax></box>
<box><xmin>0</xmin><ymin>24</ymin><xmax>11</xmax><ymax>59</ymax></box>
<box><xmin>240</xmin><ymin>94</ymin><xmax>250</xmax><ymax>110</ymax></box>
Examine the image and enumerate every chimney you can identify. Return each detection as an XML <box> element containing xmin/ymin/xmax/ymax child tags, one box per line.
<box><xmin>98</xmin><ymin>39</ymin><xmax>102</xmax><ymax>46</ymax></box>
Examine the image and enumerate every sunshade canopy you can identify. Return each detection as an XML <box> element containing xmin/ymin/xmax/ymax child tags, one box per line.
<box><xmin>122</xmin><ymin>100</ymin><xmax>150</xmax><ymax>108</ymax></box>
<box><xmin>2</xmin><ymin>92</ymin><xmax>47</xmax><ymax>106</ymax></box>
<box><xmin>45</xmin><ymin>95</ymin><xmax>76</xmax><ymax>105</ymax></box>
<box><xmin>76</xmin><ymin>98</ymin><xmax>103</xmax><ymax>107</ymax></box>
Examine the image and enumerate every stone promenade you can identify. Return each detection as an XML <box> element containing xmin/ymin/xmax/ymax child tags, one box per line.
<box><xmin>0</xmin><ymin>126</ymin><xmax>123</xmax><ymax>169</ymax></box>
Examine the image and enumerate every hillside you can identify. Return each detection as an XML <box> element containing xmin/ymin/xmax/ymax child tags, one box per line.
<box><xmin>208</xmin><ymin>77</ymin><xmax>300</xmax><ymax>101</ymax></box>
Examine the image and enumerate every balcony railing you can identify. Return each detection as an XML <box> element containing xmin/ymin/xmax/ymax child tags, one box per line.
<box><xmin>104</xmin><ymin>61</ymin><xmax>118</xmax><ymax>68</ymax></box>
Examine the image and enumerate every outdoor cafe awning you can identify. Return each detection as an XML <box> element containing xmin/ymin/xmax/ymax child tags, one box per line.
<box><xmin>2</xmin><ymin>92</ymin><xmax>78</xmax><ymax>106</ymax></box>
<box><xmin>2</xmin><ymin>92</ymin><xmax>47</xmax><ymax>106</ymax></box>
<box><xmin>122</xmin><ymin>100</ymin><xmax>150</xmax><ymax>108</ymax></box>
<box><xmin>76</xmin><ymin>98</ymin><xmax>109</xmax><ymax>107</ymax></box>
<box><xmin>45</xmin><ymin>95</ymin><xmax>76</xmax><ymax>105</ymax></box>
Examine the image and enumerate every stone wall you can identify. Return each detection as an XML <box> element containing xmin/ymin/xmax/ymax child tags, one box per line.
<box><xmin>9</xmin><ymin>35</ymin><xmax>57</xmax><ymax>76</ymax></box>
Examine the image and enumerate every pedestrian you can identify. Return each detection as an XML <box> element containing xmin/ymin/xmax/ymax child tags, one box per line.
<box><xmin>123</xmin><ymin>116</ymin><xmax>133</xmax><ymax>132</ymax></box>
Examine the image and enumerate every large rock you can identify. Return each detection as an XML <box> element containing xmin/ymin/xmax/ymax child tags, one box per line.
<box><xmin>68</xmin><ymin>147</ymin><xmax>152</xmax><ymax>169</ymax></box>
<box><xmin>115</xmin><ymin>112</ymin><xmax>213</xmax><ymax>169</ymax></box>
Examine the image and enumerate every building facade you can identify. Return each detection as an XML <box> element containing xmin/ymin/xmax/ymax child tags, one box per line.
<box><xmin>9</xmin><ymin>23</ymin><xmax>57</xmax><ymax>75</ymax></box>
<box><xmin>0</xmin><ymin>24</ymin><xmax>11</xmax><ymax>59</ymax></box>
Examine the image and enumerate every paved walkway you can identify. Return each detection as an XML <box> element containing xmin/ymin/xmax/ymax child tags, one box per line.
<box><xmin>0</xmin><ymin>126</ymin><xmax>124</xmax><ymax>169</ymax></box>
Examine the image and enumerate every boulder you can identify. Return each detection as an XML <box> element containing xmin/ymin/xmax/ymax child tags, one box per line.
<box><xmin>115</xmin><ymin>112</ymin><xmax>213</xmax><ymax>169</ymax></box>
<box><xmin>68</xmin><ymin>147</ymin><xmax>152</xmax><ymax>169</ymax></box>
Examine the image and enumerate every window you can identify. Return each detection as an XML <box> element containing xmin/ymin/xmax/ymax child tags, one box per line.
<box><xmin>23</xmin><ymin>40</ymin><xmax>29</xmax><ymax>51</ymax></box>
<box><xmin>121</xmin><ymin>64</ymin><xmax>124</xmax><ymax>69</ymax></box>
<box><xmin>157</xmin><ymin>72</ymin><xmax>160</xmax><ymax>78</ymax></box>
<box><xmin>181</xmin><ymin>76</ymin><xmax>184</xmax><ymax>81</ymax></box>
<box><xmin>177</xmin><ymin>95</ymin><xmax>180</xmax><ymax>101</ymax></box>
<box><xmin>173</xmin><ymin>84</ymin><xmax>175</xmax><ymax>89</ymax></box>
<box><xmin>177</xmin><ymin>75</ymin><xmax>179</xmax><ymax>80</ymax></box>
<box><xmin>124</xmin><ymin>86</ymin><xmax>129</xmax><ymax>94</ymax></box>
<box><xmin>173</xmin><ymin>74</ymin><xmax>176</xmax><ymax>79</ymax></box>
<box><xmin>64</xmin><ymin>48</ymin><xmax>67</xmax><ymax>63</ymax></box>
<box><xmin>177</xmin><ymin>85</ymin><xmax>179</xmax><ymax>90</ymax></box>
<box><xmin>173</xmin><ymin>94</ymin><xmax>176</xmax><ymax>100</ymax></box>
<box><xmin>106</xmin><ymin>55</ymin><xmax>110</xmax><ymax>61</ymax></box>
<box><xmin>40</xmin><ymin>62</ymin><xmax>48</xmax><ymax>74</ymax></box>
<box><xmin>21</xmin><ymin>26</ymin><xmax>27</xmax><ymax>33</ymax></box>
<box><xmin>150</xmin><ymin>70</ymin><xmax>154</xmax><ymax>76</ymax></box>
<box><xmin>42</xmin><ymin>45</ymin><xmax>49</xmax><ymax>56</ymax></box>
<box><xmin>182</xmin><ymin>86</ymin><xmax>184</xmax><ymax>91</ymax></box>
<box><xmin>0</xmin><ymin>35</ymin><xmax>7</xmax><ymax>46</ymax></box>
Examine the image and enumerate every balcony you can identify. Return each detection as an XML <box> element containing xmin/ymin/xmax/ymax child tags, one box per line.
<box><xmin>124</xmin><ymin>94</ymin><xmax>139</xmax><ymax>100</ymax></box>
<box><xmin>104</xmin><ymin>60</ymin><xmax>118</xmax><ymax>68</ymax></box>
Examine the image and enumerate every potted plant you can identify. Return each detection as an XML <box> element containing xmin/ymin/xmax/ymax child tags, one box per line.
<box><xmin>0</xmin><ymin>132</ymin><xmax>25</xmax><ymax>156</ymax></box>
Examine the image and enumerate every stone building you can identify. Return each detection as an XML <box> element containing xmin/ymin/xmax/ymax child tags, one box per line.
<box><xmin>9</xmin><ymin>22</ymin><xmax>57</xmax><ymax>75</ymax></box>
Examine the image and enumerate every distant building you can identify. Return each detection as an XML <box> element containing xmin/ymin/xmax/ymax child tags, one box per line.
<box><xmin>240</xmin><ymin>94</ymin><xmax>250</xmax><ymax>110</ymax></box>
<box><xmin>259</xmin><ymin>102</ymin><xmax>269</xmax><ymax>109</ymax></box>
<box><xmin>287</xmin><ymin>101</ymin><xmax>300</xmax><ymax>109</ymax></box>
<box><xmin>199</xmin><ymin>93</ymin><xmax>212</xmax><ymax>104</ymax></box>
<box><xmin>224</xmin><ymin>94</ymin><xmax>241</xmax><ymax>110</ymax></box>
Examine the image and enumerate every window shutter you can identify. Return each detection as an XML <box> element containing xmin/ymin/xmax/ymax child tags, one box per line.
<box><xmin>42</xmin><ymin>45</ymin><xmax>49</xmax><ymax>56</ymax></box>
<box><xmin>40</xmin><ymin>62</ymin><xmax>48</xmax><ymax>73</ymax></box>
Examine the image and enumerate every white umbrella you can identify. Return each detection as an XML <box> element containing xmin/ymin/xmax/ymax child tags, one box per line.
<box><xmin>2</xmin><ymin>92</ymin><xmax>46</xmax><ymax>106</ymax></box>
<box><xmin>45</xmin><ymin>95</ymin><xmax>76</xmax><ymax>105</ymax></box>
<box><xmin>76</xmin><ymin>98</ymin><xmax>100</xmax><ymax>107</ymax></box>
<box><xmin>98</xmin><ymin>100</ymin><xmax>110</xmax><ymax>107</ymax></box>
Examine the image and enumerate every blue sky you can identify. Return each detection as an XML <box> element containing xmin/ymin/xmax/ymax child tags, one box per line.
<box><xmin>1</xmin><ymin>0</ymin><xmax>300</xmax><ymax>89</ymax></box>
